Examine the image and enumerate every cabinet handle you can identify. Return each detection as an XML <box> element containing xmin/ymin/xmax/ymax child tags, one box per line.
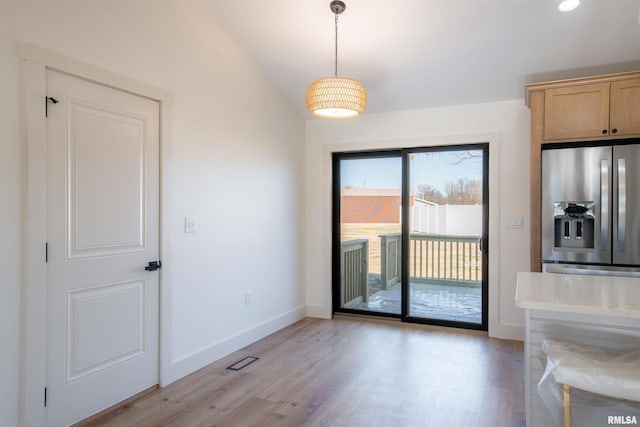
<box><xmin>602</xmin><ymin>129</ymin><xmax>608</xmax><ymax>134</ymax></box>
<box><xmin>612</xmin><ymin>128</ymin><xmax>618</xmax><ymax>134</ymax></box>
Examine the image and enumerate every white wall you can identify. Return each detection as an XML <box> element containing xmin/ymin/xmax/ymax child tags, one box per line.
<box><xmin>305</xmin><ymin>101</ymin><xmax>531</xmax><ymax>340</ymax></box>
<box><xmin>0</xmin><ymin>1</ymin><xmax>305</xmax><ymax>425</ymax></box>
<box><xmin>0</xmin><ymin>24</ymin><xmax>24</xmax><ymax>427</ymax></box>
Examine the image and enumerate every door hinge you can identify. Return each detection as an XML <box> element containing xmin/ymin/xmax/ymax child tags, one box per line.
<box><xmin>44</xmin><ymin>387</ymin><xmax>47</xmax><ymax>407</ymax></box>
<box><xmin>45</xmin><ymin>242</ymin><xmax>48</xmax><ymax>263</ymax></box>
<box><xmin>45</xmin><ymin>96</ymin><xmax>58</xmax><ymax>118</ymax></box>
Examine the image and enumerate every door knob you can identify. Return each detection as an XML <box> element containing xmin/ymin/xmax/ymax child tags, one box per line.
<box><xmin>145</xmin><ymin>261</ymin><xmax>162</xmax><ymax>271</ymax></box>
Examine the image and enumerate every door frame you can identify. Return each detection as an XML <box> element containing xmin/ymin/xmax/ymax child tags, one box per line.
<box><xmin>331</xmin><ymin>144</ymin><xmax>489</xmax><ymax>330</ymax></box>
<box><xmin>325</xmin><ymin>134</ymin><xmax>500</xmax><ymax>335</ymax></box>
<box><xmin>21</xmin><ymin>43</ymin><xmax>173</xmax><ymax>426</ymax></box>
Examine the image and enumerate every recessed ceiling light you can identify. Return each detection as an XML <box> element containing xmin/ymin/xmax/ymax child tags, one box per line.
<box><xmin>558</xmin><ymin>0</ymin><xmax>580</xmax><ymax>12</ymax></box>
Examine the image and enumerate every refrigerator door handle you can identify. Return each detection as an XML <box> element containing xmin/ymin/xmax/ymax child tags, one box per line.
<box><xmin>617</xmin><ymin>158</ymin><xmax>626</xmax><ymax>252</ymax></box>
<box><xmin>600</xmin><ymin>159</ymin><xmax>609</xmax><ymax>251</ymax></box>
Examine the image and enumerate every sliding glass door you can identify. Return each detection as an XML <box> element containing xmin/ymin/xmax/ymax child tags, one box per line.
<box><xmin>333</xmin><ymin>152</ymin><xmax>402</xmax><ymax>316</ymax></box>
<box><xmin>333</xmin><ymin>145</ymin><xmax>488</xmax><ymax>330</ymax></box>
<box><xmin>404</xmin><ymin>147</ymin><xmax>488</xmax><ymax>327</ymax></box>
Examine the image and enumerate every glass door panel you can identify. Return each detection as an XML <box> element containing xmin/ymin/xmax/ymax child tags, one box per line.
<box><xmin>406</xmin><ymin>149</ymin><xmax>486</xmax><ymax>325</ymax></box>
<box><xmin>337</xmin><ymin>154</ymin><xmax>402</xmax><ymax>315</ymax></box>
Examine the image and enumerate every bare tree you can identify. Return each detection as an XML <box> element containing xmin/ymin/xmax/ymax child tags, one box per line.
<box><xmin>416</xmin><ymin>184</ymin><xmax>446</xmax><ymax>204</ymax></box>
<box><xmin>444</xmin><ymin>178</ymin><xmax>481</xmax><ymax>204</ymax></box>
<box><xmin>417</xmin><ymin>178</ymin><xmax>481</xmax><ymax>205</ymax></box>
<box><xmin>445</xmin><ymin>151</ymin><xmax>482</xmax><ymax>165</ymax></box>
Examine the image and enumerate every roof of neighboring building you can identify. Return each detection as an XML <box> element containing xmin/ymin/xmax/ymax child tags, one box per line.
<box><xmin>341</xmin><ymin>188</ymin><xmax>401</xmax><ymax>197</ymax></box>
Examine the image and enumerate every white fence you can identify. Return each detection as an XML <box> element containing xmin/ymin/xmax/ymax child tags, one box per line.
<box><xmin>410</xmin><ymin>203</ymin><xmax>482</xmax><ymax>235</ymax></box>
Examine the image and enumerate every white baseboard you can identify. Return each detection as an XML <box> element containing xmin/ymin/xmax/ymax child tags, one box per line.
<box><xmin>162</xmin><ymin>304</ymin><xmax>522</xmax><ymax>387</ymax></box>
<box><xmin>306</xmin><ymin>304</ymin><xmax>331</xmax><ymax>319</ymax></box>
<box><xmin>162</xmin><ymin>305</ymin><xmax>306</xmax><ymax>386</ymax></box>
<box><xmin>489</xmin><ymin>322</ymin><xmax>524</xmax><ymax>341</ymax></box>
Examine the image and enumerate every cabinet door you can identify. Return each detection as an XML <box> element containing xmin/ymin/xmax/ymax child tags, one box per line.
<box><xmin>544</xmin><ymin>83</ymin><xmax>610</xmax><ymax>141</ymax></box>
<box><xmin>610</xmin><ymin>78</ymin><xmax>640</xmax><ymax>136</ymax></box>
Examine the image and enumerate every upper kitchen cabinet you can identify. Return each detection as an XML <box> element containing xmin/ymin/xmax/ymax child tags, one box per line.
<box><xmin>610</xmin><ymin>78</ymin><xmax>640</xmax><ymax>136</ymax></box>
<box><xmin>543</xmin><ymin>83</ymin><xmax>609</xmax><ymax>140</ymax></box>
<box><xmin>527</xmin><ymin>73</ymin><xmax>640</xmax><ymax>142</ymax></box>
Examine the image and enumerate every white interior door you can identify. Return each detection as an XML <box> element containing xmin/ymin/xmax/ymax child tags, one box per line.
<box><xmin>45</xmin><ymin>69</ymin><xmax>160</xmax><ymax>426</ymax></box>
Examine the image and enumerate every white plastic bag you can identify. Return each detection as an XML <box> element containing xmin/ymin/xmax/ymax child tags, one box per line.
<box><xmin>538</xmin><ymin>340</ymin><xmax>640</xmax><ymax>425</ymax></box>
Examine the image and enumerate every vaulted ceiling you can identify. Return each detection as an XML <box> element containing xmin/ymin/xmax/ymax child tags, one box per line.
<box><xmin>210</xmin><ymin>0</ymin><xmax>640</xmax><ymax>117</ymax></box>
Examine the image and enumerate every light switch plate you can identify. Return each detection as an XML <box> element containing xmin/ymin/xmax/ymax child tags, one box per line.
<box><xmin>505</xmin><ymin>216</ymin><xmax>523</xmax><ymax>229</ymax></box>
<box><xmin>184</xmin><ymin>217</ymin><xmax>198</xmax><ymax>233</ymax></box>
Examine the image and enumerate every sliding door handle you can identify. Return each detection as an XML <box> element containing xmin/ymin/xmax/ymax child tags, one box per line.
<box><xmin>478</xmin><ymin>236</ymin><xmax>488</xmax><ymax>254</ymax></box>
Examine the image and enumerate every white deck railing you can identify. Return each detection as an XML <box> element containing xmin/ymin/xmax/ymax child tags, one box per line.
<box><xmin>340</xmin><ymin>239</ymin><xmax>369</xmax><ymax>307</ymax></box>
<box><xmin>380</xmin><ymin>233</ymin><xmax>482</xmax><ymax>288</ymax></box>
<box><xmin>341</xmin><ymin>234</ymin><xmax>481</xmax><ymax>309</ymax></box>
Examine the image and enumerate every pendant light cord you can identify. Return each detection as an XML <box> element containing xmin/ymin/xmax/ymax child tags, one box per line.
<box><xmin>334</xmin><ymin>13</ymin><xmax>339</xmax><ymax>77</ymax></box>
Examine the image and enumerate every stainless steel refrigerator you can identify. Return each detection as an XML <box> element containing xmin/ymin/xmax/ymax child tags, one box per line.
<box><xmin>541</xmin><ymin>142</ymin><xmax>640</xmax><ymax>276</ymax></box>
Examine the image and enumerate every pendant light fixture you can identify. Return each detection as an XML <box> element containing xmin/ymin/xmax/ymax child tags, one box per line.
<box><xmin>305</xmin><ymin>0</ymin><xmax>367</xmax><ymax>119</ymax></box>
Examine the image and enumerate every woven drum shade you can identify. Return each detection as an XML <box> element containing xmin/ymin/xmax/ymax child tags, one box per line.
<box><xmin>305</xmin><ymin>76</ymin><xmax>367</xmax><ymax>119</ymax></box>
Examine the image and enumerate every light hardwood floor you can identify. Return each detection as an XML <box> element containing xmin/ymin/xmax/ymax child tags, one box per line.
<box><xmin>80</xmin><ymin>316</ymin><xmax>525</xmax><ymax>427</ymax></box>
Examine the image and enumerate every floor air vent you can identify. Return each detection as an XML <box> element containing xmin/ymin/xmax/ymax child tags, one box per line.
<box><xmin>226</xmin><ymin>356</ymin><xmax>259</xmax><ymax>371</ymax></box>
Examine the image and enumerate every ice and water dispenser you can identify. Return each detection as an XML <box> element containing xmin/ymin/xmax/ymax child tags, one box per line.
<box><xmin>553</xmin><ymin>202</ymin><xmax>595</xmax><ymax>249</ymax></box>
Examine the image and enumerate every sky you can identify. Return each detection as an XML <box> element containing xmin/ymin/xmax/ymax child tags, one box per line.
<box><xmin>340</xmin><ymin>150</ymin><xmax>483</xmax><ymax>193</ymax></box>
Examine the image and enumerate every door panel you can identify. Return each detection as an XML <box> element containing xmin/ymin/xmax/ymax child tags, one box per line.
<box><xmin>68</xmin><ymin>280</ymin><xmax>146</xmax><ymax>382</ymax></box>
<box><xmin>543</xmin><ymin>83</ymin><xmax>610</xmax><ymax>141</ymax></box>
<box><xmin>610</xmin><ymin>79</ymin><xmax>640</xmax><ymax>136</ymax></box>
<box><xmin>335</xmin><ymin>154</ymin><xmax>402</xmax><ymax>315</ymax></box>
<box><xmin>46</xmin><ymin>69</ymin><xmax>159</xmax><ymax>426</ymax></box>
<box><xmin>69</xmin><ymin>99</ymin><xmax>147</xmax><ymax>258</ymax></box>
<box><xmin>405</xmin><ymin>148</ymin><xmax>486</xmax><ymax>326</ymax></box>
<box><xmin>613</xmin><ymin>145</ymin><xmax>640</xmax><ymax>265</ymax></box>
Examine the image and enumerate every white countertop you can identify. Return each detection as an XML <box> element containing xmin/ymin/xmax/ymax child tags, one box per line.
<box><xmin>516</xmin><ymin>272</ymin><xmax>640</xmax><ymax>318</ymax></box>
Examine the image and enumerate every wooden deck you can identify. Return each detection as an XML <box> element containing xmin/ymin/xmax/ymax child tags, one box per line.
<box><xmin>341</xmin><ymin>233</ymin><xmax>483</xmax><ymax>321</ymax></box>
<box><xmin>80</xmin><ymin>317</ymin><xmax>524</xmax><ymax>427</ymax></box>
<box><xmin>352</xmin><ymin>280</ymin><xmax>483</xmax><ymax>324</ymax></box>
